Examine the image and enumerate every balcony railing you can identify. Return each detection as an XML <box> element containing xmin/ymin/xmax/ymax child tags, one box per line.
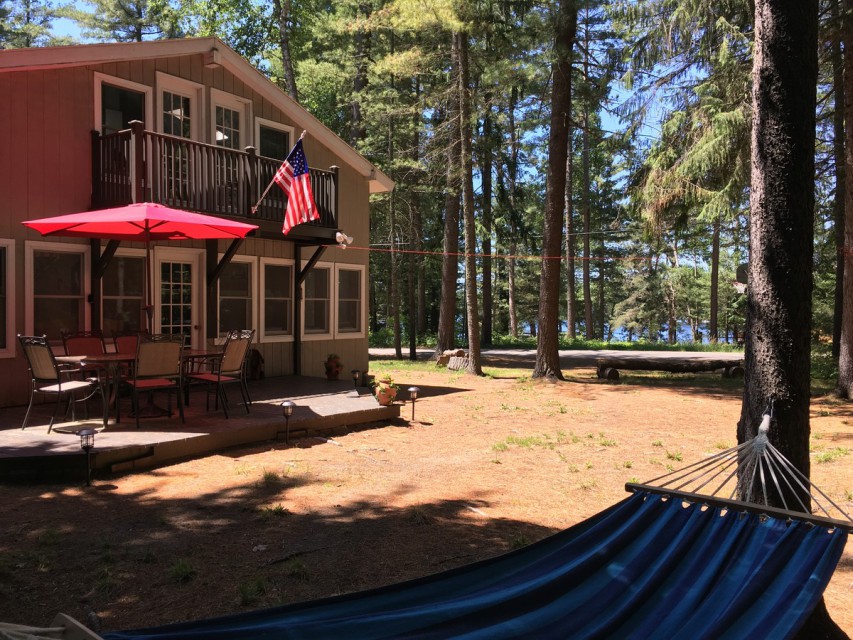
<box><xmin>92</xmin><ymin>121</ymin><xmax>338</xmax><ymax>231</ymax></box>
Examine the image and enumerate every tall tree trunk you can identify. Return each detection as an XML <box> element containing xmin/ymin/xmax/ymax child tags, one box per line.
<box><xmin>508</xmin><ymin>86</ymin><xmax>520</xmax><ymax>339</ymax></box>
<box><xmin>709</xmin><ymin>216</ymin><xmax>720</xmax><ymax>342</ymax></box>
<box><xmin>434</xmin><ymin>51</ymin><xmax>462</xmax><ymax>360</ymax></box>
<box><xmin>534</xmin><ymin>0</ymin><xmax>578</xmax><ymax>379</ymax></box>
<box><xmin>508</xmin><ymin>244</ymin><xmax>518</xmax><ymax>337</ymax></box>
<box><xmin>741</xmin><ymin>0</ymin><xmax>816</xmax><ymax>492</ymax></box>
<box><xmin>582</xmin><ymin>102</ymin><xmax>593</xmax><ymax>339</ymax></box>
<box><xmin>456</xmin><ymin>31</ymin><xmax>482</xmax><ymax>376</ymax></box>
<box><xmin>565</xmin><ymin>131</ymin><xmax>577</xmax><ymax>339</ymax></box>
<box><xmin>350</xmin><ymin>2</ymin><xmax>371</xmax><ymax>146</ymax></box>
<box><xmin>831</xmin><ymin>0</ymin><xmax>845</xmax><ymax>360</ymax></box>
<box><xmin>388</xmin><ymin>36</ymin><xmax>401</xmax><ymax>359</ymax></box>
<box><xmin>273</xmin><ymin>0</ymin><xmax>298</xmax><ymax>100</ymax></box>
<box><xmin>481</xmin><ymin>107</ymin><xmax>494</xmax><ymax>347</ymax></box>
<box><xmin>838</xmin><ymin>0</ymin><xmax>853</xmax><ymax>396</ymax></box>
<box><xmin>414</xmin><ymin>93</ymin><xmax>427</xmax><ymax>336</ymax></box>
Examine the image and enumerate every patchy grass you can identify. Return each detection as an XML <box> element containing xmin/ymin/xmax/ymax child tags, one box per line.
<box><xmin>814</xmin><ymin>447</ymin><xmax>850</xmax><ymax>464</ymax></box>
<box><xmin>170</xmin><ymin>559</ymin><xmax>195</xmax><ymax>584</ymax></box>
<box><xmin>238</xmin><ymin>578</ymin><xmax>268</xmax><ymax>606</ymax></box>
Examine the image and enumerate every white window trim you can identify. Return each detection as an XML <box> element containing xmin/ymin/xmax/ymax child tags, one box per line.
<box><xmin>300</xmin><ymin>261</ymin><xmax>333</xmax><ymax>341</ymax></box>
<box><xmin>210</xmin><ymin>88</ymin><xmax>253</xmax><ymax>148</ymax></box>
<box><xmin>0</xmin><ymin>239</ymin><xmax>15</xmax><ymax>359</ymax></box>
<box><xmin>216</xmin><ymin>255</ymin><xmax>257</xmax><ymax>340</ymax></box>
<box><xmin>259</xmin><ymin>257</ymin><xmax>295</xmax><ymax>344</ymax></box>
<box><xmin>156</xmin><ymin>71</ymin><xmax>205</xmax><ymax>141</ymax></box>
<box><xmin>93</xmin><ymin>72</ymin><xmax>154</xmax><ymax>133</ymax></box>
<box><xmin>25</xmin><ymin>240</ymin><xmax>91</xmax><ymax>337</ymax></box>
<box><xmin>334</xmin><ymin>263</ymin><xmax>366</xmax><ymax>340</ymax></box>
<box><xmin>255</xmin><ymin>117</ymin><xmax>295</xmax><ymax>160</ymax></box>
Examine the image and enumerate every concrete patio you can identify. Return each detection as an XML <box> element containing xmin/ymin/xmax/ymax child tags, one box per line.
<box><xmin>0</xmin><ymin>375</ymin><xmax>400</xmax><ymax>481</ymax></box>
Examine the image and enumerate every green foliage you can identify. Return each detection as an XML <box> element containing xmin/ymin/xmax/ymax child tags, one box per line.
<box><xmin>1</xmin><ymin>0</ymin><xmax>72</xmax><ymax>47</ymax></box>
<box><xmin>62</xmin><ymin>0</ymin><xmax>183</xmax><ymax>42</ymax></box>
<box><xmin>170</xmin><ymin>559</ymin><xmax>195</xmax><ymax>584</ymax></box>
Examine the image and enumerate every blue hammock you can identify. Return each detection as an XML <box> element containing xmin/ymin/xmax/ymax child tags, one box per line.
<box><xmin>103</xmin><ymin>489</ymin><xmax>847</xmax><ymax>640</ymax></box>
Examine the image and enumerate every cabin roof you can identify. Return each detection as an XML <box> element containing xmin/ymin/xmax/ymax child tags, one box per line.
<box><xmin>0</xmin><ymin>37</ymin><xmax>394</xmax><ymax>194</ymax></box>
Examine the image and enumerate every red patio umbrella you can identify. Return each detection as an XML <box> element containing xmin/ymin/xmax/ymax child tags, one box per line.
<box><xmin>23</xmin><ymin>202</ymin><xmax>259</xmax><ymax>331</ymax></box>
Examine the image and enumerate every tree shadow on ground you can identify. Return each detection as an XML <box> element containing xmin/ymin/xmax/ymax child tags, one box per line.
<box><xmin>0</xmin><ymin>470</ymin><xmax>560</xmax><ymax>634</ymax></box>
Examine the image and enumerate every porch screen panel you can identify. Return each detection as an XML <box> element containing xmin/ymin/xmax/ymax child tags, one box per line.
<box><xmin>264</xmin><ymin>264</ymin><xmax>292</xmax><ymax>336</ymax></box>
<box><xmin>219</xmin><ymin>262</ymin><xmax>252</xmax><ymax>335</ymax></box>
<box><xmin>102</xmin><ymin>256</ymin><xmax>145</xmax><ymax>335</ymax></box>
<box><xmin>0</xmin><ymin>247</ymin><xmax>5</xmax><ymax>349</ymax></box>
<box><xmin>33</xmin><ymin>250</ymin><xmax>84</xmax><ymax>339</ymax></box>
<box><xmin>160</xmin><ymin>261</ymin><xmax>193</xmax><ymax>344</ymax></box>
<box><xmin>304</xmin><ymin>267</ymin><xmax>330</xmax><ymax>334</ymax></box>
<box><xmin>337</xmin><ymin>268</ymin><xmax>362</xmax><ymax>334</ymax></box>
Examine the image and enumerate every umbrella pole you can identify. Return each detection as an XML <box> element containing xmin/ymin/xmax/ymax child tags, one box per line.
<box><xmin>145</xmin><ymin>232</ymin><xmax>153</xmax><ymax>334</ymax></box>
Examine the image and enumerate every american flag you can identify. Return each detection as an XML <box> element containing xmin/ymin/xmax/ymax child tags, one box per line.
<box><xmin>274</xmin><ymin>139</ymin><xmax>319</xmax><ymax>235</ymax></box>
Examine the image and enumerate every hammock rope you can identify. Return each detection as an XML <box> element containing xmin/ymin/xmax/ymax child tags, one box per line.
<box><xmin>631</xmin><ymin>413</ymin><xmax>853</xmax><ymax>532</ymax></box>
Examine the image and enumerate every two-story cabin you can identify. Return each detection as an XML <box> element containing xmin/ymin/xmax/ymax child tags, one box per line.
<box><xmin>0</xmin><ymin>37</ymin><xmax>393</xmax><ymax>408</ymax></box>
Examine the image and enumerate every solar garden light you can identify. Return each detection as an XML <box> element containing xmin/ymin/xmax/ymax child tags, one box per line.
<box><xmin>280</xmin><ymin>401</ymin><xmax>295</xmax><ymax>444</ymax></box>
<box><xmin>407</xmin><ymin>386</ymin><xmax>421</xmax><ymax>422</ymax></box>
<box><xmin>351</xmin><ymin>369</ymin><xmax>361</xmax><ymax>388</ymax></box>
<box><xmin>79</xmin><ymin>428</ymin><xmax>96</xmax><ymax>486</ymax></box>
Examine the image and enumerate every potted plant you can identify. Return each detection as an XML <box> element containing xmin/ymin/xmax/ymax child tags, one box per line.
<box><xmin>324</xmin><ymin>354</ymin><xmax>343</xmax><ymax>380</ymax></box>
<box><xmin>373</xmin><ymin>375</ymin><xmax>398</xmax><ymax>406</ymax></box>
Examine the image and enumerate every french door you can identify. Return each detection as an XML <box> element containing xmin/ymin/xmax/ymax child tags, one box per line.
<box><xmin>154</xmin><ymin>247</ymin><xmax>203</xmax><ymax>348</ymax></box>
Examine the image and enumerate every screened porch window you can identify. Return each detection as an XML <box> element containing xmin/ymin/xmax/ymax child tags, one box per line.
<box><xmin>263</xmin><ymin>263</ymin><xmax>293</xmax><ymax>336</ymax></box>
<box><xmin>219</xmin><ymin>261</ymin><xmax>253</xmax><ymax>335</ymax></box>
<box><xmin>304</xmin><ymin>267</ymin><xmax>330</xmax><ymax>335</ymax></box>
<box><xmin>337</xmin><ymin>268</ymin><xmax>362</xmax><ymax>334</ymax></box>
<box><xmin>33</xmin><ymin>250</ymin><xmax>85</xmax><ymax>339</ymax></box>
<box><xmin>102</xmin><ymin>256</ymin><xmax>145</xmax><ymax>335</ymax></box>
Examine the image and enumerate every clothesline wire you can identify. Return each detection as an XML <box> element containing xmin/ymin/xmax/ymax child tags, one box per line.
<box><xmin>351</xmin><ymin>244</ymin><xmax>657</xmax><ymax>263</ymax></box>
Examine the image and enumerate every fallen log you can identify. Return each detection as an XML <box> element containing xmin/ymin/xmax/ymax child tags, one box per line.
<box><xmin>595</xmin><ymin>355</ymin><xmax>744</xmax><ymax>380</ymax></box>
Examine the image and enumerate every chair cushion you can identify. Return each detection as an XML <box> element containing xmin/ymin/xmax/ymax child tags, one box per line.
<box><xmin>187</xmin><ymin>373</ymin><xmax>238</xmax><ymax>383</ymax></box>
<box><xmin>128</xmin><ymin>378</ymin><xmax>177</xmax><ymax>390</ymax></box>
<box><xmin>40</xmin><ymin>380</ymin><xmax>97</xmax><ymax>393</ymax></box>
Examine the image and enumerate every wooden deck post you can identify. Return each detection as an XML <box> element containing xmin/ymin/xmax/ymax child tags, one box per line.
<box><xmin>129</xmin><ymin>120</ymin><xmax>145</xmax><ymax>204</ymax></box>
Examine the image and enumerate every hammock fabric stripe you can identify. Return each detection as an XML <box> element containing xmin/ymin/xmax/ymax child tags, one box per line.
<box><xmin>103</xmin><ymin>492</ymin><xmax>847</xmax><ymax>640</ymax></box>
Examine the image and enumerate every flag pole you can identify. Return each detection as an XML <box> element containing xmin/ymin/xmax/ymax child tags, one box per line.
<box><xmin>251</xmin><ymin>130</ymin><xmax>308</xmax><ymax>215</ymax></box>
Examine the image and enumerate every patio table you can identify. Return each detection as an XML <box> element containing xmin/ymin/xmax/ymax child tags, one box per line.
<box><xmin>73</xmin><ymin>353</ymin><xmax>136</xmax><ymax>424</ymax></box>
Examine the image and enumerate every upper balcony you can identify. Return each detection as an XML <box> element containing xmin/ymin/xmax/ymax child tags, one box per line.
<box><xmin>91</xmin><ymin>121</ymin><xmax>338</xmax><ymax>239</ymax></box>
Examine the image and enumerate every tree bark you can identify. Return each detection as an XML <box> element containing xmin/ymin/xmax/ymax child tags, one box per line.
<box><xmin>836</xmin><ymin>0</ymin><xmax>853</xmax><ymax>396</ymax></box>
<box><xmin>434</xmin><ymin>49</ymin><xmax>462</xmax><ymax>360</ymax></box>
<box><xmin>831</xmin><ymin>0</ymin><xmax>845</xmax><ymax>360</ymax></box>
<box><xmin>508</xmin><ymin>86</ymin><xmax>520</xmax><ymax>339</ymax></box>
<box><xmin>349</xmin><ymin>2</ymin><xmax>371</xmax><ymax>146</ymax></box>
<box><xmin>273</xmin><ymin>0</ymin><xmax>298</xmax><ymax>101</ymax></box>
<box><xmin>773</xmin><ymin>16</ymin><xmax>848</xmax><ymax>638</ymax></box>
<box><xmin>534</xmin><ymin>0</ymin><xmax>578</xmax><ymax>379</ymax></box>
<box><xmin>582</xmin><ymin>97</ymin><xmax>593</xmax><ymax>339</ymax></box>
<box><xmin>565</xmin><ymin>129</ymin><xmax>576</xmax><ymax>339</ymax></box>
<box><xmin>709</xmin><ymin>216</ymin><xmax>720</xmax><ymax>342</ymax></box>
<box><xmin>456</xmin><ymin>31</ymin><xmax>482</xmax><ymax>376</ymax></box>
<box><xmin>741</xmin><ymin>0</ymin><xmax>816</xmax><ymax>501</ymax></box>
<box><xmin>481</xmin><ymin>107</ymin><xmax>494</xmax><ymax>347</ymax></box>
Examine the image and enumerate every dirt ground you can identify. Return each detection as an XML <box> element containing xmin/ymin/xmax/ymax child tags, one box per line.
<box><xmin>1</xmin><ymin>362</ymin><xmax>851</xmax><ymax>637</ymax></box>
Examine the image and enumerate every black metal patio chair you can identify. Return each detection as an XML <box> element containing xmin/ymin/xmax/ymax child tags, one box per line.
<box><xmin>185</xmin><ymin>329</ymin><xmax>254</xmax><ymax>418</ymax></box>
<box><xmin>18</xmin><ymin>335</ymin><xmax>106</xmax><ymax>433</ymax></box>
